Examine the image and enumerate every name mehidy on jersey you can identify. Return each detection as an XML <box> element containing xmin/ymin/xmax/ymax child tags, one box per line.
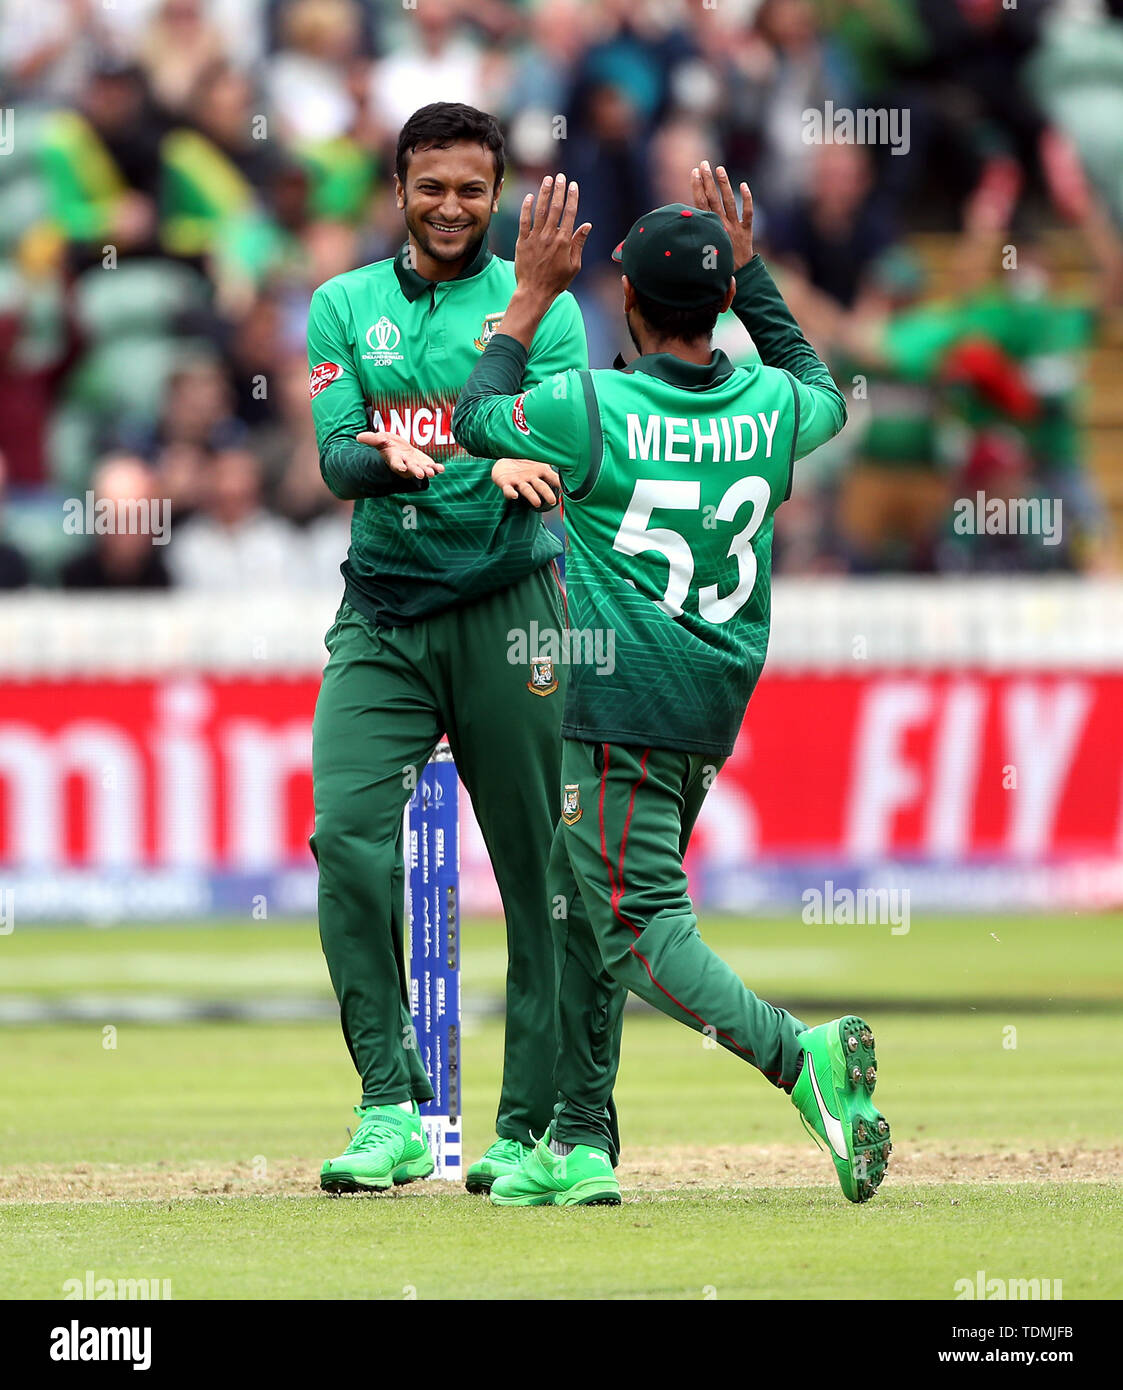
<box><xmin>626</xmin><ymin>409</ymin><xmax>781</xmax><ymax>463</ymax></box>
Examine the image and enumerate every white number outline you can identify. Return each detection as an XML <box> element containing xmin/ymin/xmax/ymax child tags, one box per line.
<box><xmin>612</xmin><ymin>476</ymin><xmax>771</xmax><ymax>624</ymax></box>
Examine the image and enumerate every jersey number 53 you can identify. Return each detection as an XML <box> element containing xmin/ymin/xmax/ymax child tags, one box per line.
<box><xmin>612</xmin><ymin>477</ymin><xmax>772</xmax><ymax>623</ymax></box>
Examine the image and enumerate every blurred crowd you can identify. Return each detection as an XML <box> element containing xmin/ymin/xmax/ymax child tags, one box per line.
<box><xmin>2</xmin><ymin>0</ymin><xmax>1123</xmax><ymax>589</ymax></box>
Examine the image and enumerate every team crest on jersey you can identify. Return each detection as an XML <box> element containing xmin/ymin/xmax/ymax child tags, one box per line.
<box><xmin>363</xmin><ymin>316</ymin><xmax>404</xmax><ymax>366</ymax></box>
<box><xmin>528</xmin><ymin>657</ymin><xmax>558</xmax><ymax>697</ymax></box>
<box><xmin>473</xmin><ymin>312</ymin><xmax>505</xmax><ymax>351</ymax></box>
<box><xmin>562</xmin><ymin>784</ymin><xmax>582</xmax><ymax>825</ymax></box>
<box><xmin>309</xmin><ymin>362</ymin><xmax>342</xmax><ymax>398</ymax></box>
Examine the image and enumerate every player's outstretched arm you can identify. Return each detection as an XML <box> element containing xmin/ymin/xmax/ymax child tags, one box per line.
<box><xmin>499</xmin><ymin>173</ymin><xmax>592</xmax><ymax>349</ymax></box>
<box><xmin>691</xmin><ymin>161</ymin><xmax>847</xmax><ymax>458</ymax></box>
<box><xmin>355</xmin><ymin>430</ymin><xmax>444</xmax><ymax>482</ymax></box>
<box><xmin>491</xmin><ymin>458</ymin><xmax>561</xmax><ymax>509</ymax></box>
<box><xmin>308</xmin><ymin>286</ymin><xmax>435</xmax><ymax>499</ymax></box>
<box><xmin>453</xmin><ymin>173</ymin><xmax>595</xmax><ymax>491</ymax></box>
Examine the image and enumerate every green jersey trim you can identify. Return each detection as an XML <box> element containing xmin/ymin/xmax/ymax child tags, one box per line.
<box><xmin>627</xmin><ymin>348</ymin><xmax>737</xmax><ymax>391</ymax></box>
<box><xmin>782</xmin><ymin>369</ymin><xmax>801</xmax><ymax>501</ymax></box>
<box><xmin>392</xmin><ymin>236</ymin><xmax>493</xmax><ymax>301</ymax></box>
<box><xmin>566</xmin><ymin>371</ymin><xmax>604</xmax><ymax>503</ymax></box>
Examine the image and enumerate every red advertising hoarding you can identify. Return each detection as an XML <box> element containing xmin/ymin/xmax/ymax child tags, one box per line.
<box><xmin>1</xmin><ymin>671</ymin><xmax>1121</xmax><ymax>915</ymax></box>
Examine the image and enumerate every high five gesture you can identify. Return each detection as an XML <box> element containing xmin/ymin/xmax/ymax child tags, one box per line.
<box><xmin>691</xmin><ymin>161</ymin><xmax>754</xmax><ymax>267</ymax></box>
<box><xmin>501</xmin><ymin>174</ymin><xmax>592</xmax><ymax>348</ymax></box>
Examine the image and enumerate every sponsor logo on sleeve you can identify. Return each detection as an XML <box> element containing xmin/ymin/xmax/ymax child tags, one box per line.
<box><xmin>309</xmin><ymin>362</ymin><xmax>342</xmax><ymax>398</ymax></box>
<box><xmin>512</xmin><ymin>392</ymin><xmax>530</xmax><ymax>436</ymax></box>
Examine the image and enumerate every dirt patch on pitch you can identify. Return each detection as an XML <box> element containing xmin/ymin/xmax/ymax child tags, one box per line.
<box><xmin>620</xmin><ymin>1144</ymin><xmax>1123</xmax><ymax>1190</ymax></box>
<box><xmin>3</xmin><ymin>1146</ymin><xmax>1121</xmax><ymax>1204</ymax></box>
<box><xmin>0</xmin><ymin>1159</ymin><xmax>341</xmax><ymax>1204</ymax></box>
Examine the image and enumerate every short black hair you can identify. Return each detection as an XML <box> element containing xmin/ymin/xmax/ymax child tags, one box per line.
<box><xmin>395</xmin><ymin>103</ymin><xmax>505</xmax><ymax>191</ymax></box>
<box><xmin>632</xmin><ymin>288</ymin><xmax>725</xmax><ymax>344</ymax></box>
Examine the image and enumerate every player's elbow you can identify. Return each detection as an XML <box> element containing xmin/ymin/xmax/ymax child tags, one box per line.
<box><xmin>823</xmin><ymin>379</ymin><xmax>848</xmax><ymax>435</ymax></box>
<box><xmin>450</xmin><ymin>397</ymin><xmax>478</xmax><ymax>454</ymax></box>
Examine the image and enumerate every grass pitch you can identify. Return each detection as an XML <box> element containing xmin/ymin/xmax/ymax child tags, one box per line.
<box><xmin>1</xmin><ymin>914</ymin><xmax>1120</xmax><ymax>1299</ymax></box>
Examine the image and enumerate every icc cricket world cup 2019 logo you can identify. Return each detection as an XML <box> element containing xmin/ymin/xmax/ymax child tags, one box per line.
<box><xmin>365</xmin><ymin>316</ymin><xmax>404</xmax><ymax>366</ymax></box>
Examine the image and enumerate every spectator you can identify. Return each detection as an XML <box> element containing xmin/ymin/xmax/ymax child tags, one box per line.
<box><xmin>264</xmin><ymin>0</ymin><xmax>365</xmax><ymax>142</ymax></box>
<box><xmin>225</xmin><ymin>292</ymin><xmax>285</xmax><ymax>429</ymax></box>
<box><xmin>649</xmin><ymin>114</ymin><xmax>721</xmax><ymax>210</ymax></box>
<box><xmin>498</xmin><ymin>0</ymin><xmax>590</xmax><ymax>125</ymax></box>
<box><xmin>731</xmin><ymin>0</ymin><xmax>855</xmax><ymax>217</ymax></box>
<box><xmin>563</xmin><ymin>81</ymin><xmax>654</xmax><ymax>363</ymax></box>
<box><xmin>2</xmin><ymin>0</ymin><xmax>1115</xmax><ymax>580</ymax></box>
<box><xmin>0</xmin><ymin>0</ymin><xmax>102</xmax><ymax>102</ymax></box>
<box><xmin>253</xmin><ymin>354</ymin><xmax>330</xmax><ymax>522</ymax></box>
<box><xmin>902</xmin><ymin>0</ymin><xmax>1054</xmax><ymax>225</ymax></box>
<box><xmin>0</xmin><ymin>260</ymin><xmax>82</xmax><ymax>489</ymax></box>
<box><xmin>39</xmin><ymin>55</ymin><xmax>163</xmax><ymax>265</ymax></box>
<box><xmin>138</xmin><ymin>0</ymin><xmax>229</xmax><ymax>119</ymax></box>
<box><xmin>372</xmin><ymin>0</ymin><xmax>485</xmax><ymax>133</ymax></box>
<box><xmin>161</xmin><ymin>61</ymin><xmax>276</xmax><ymax>259</ymax></box>
<box><xmin>60</xmin><ymin>453</ymin><xmax>172</xmax><ymax>589</ymax></box>
<box><xmin>145</xmin><ymin>359</ymin><xmax>243</xmax><ymax>457</ymax></box>
<box><xmin>766</xmin><ymin>142</ymin><xmax>898</xmax><ymax>308</ymax></box>
<box><xmin>166</xmin><ymin>446</ymin><xmax>298</xmax><ymax>588</ymax></box>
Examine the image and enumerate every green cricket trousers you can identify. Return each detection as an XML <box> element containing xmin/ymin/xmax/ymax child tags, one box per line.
<box><xmin>549</xmin><ymin>739</ymin><xmax>809</xmax><ymax>1157</ymax></box>
<box><xmin>311</xmin><ymin>564</ymin><xmax>566</xmax><ymax>1145</ymax></box>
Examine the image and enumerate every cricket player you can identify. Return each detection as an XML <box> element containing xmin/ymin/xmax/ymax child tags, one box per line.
<box><xmin>451</xmin><ymin>164</ymin><xmax>891</xmax><ymax>1205</ymax></box>
<box><xmin>308</xmin><ymin>104</ymin><xmax>590</xmax><ymax>1193</ymax></box>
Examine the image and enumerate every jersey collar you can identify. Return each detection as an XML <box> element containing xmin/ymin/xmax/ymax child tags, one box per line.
<box><xmin>615</xmin><ymin>348</ymin><xmax>737</xmax><ymax>390</ymax></box>
<box><xmin>393</xmin><ymin>237</ymin><xmax>494</xmax><ymax>301</ymax></box>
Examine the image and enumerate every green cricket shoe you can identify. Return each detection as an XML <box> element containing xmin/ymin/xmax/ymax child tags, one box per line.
<box><xmin>320</xmin><ymin>1103</ymin><xmax>434</xmax><ymax>1194</ymax></box>
<box><xmin>489</xmin><ymin>1137</ymin><xmax>621</xmax><ymax>1207</ymax></box>
<box><xmin>790</xmin><ymin>1015</ymin><xmax>891</xmax><ymax>1203</ymax></box>
<box><xmin>464</xmin><ymin>1137</ymin><xmax>534</xmax><ymax>1194</ymax></box>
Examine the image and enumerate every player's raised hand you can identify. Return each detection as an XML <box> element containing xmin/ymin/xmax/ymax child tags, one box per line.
<box><xmin>356</xmin><ymin>430</ymin><xmax>444</xmax><ymax>480</ymax></box>
<box><xmin>514</xmin><ymin>174</ymin><xmax>592</xmax><ymax>301</ymax></box>
<box><xmin>691</xmin><ymin>161</ymin><xmax>754</xmax><ymax>267</ymax></box>
<box><xmin>491</xmin><ymin>457</ymin><xmax>561</xmax><ymax>509</ymax></box>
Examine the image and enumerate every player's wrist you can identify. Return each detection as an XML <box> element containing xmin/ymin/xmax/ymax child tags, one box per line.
<box><xmin>500</xmin><ymin>287</ymin><xmax>549</xmax><ymax>349</ymax></box>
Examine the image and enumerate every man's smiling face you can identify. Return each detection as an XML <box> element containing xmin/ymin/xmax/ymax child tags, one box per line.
<box><xmin>396</xmin><ymin>141</ymin><xmax>502</xmax><ymax>280</ymax></box>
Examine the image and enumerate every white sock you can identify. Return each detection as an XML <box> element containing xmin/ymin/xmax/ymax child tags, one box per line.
<box><xmin>398</xmin><ymin>1100</ymin><xmax>415</xmax><ymax>1113</ymax></box>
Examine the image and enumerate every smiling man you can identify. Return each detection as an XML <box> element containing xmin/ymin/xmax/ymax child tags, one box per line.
<box><xmin>306</xmin><ymin>103</ymin><xmax>590</xmax><ymax>1195</ymax></box>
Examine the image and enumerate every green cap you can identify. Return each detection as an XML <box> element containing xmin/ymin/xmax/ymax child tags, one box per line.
<box><xmin>611</xmin><ymin>203</ymin><xmax>733</xmax><ymax>308</ymax></box>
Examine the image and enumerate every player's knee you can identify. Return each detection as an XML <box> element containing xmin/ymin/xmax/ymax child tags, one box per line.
<box><xmin>310</xmin><ymin>807</ymin><xmax>398</xmax><ymax>876</ymax></box>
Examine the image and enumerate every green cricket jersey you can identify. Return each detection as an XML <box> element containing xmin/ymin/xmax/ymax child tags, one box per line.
<box><xmin>307</xmin><ymin>239</ymin><xmax>588</xmax><ymax>625</ymax></box>
<box><xmin>454</xmin><ymin>256</ymin><xmax>847</xmax><ymax>757</ymax></box>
